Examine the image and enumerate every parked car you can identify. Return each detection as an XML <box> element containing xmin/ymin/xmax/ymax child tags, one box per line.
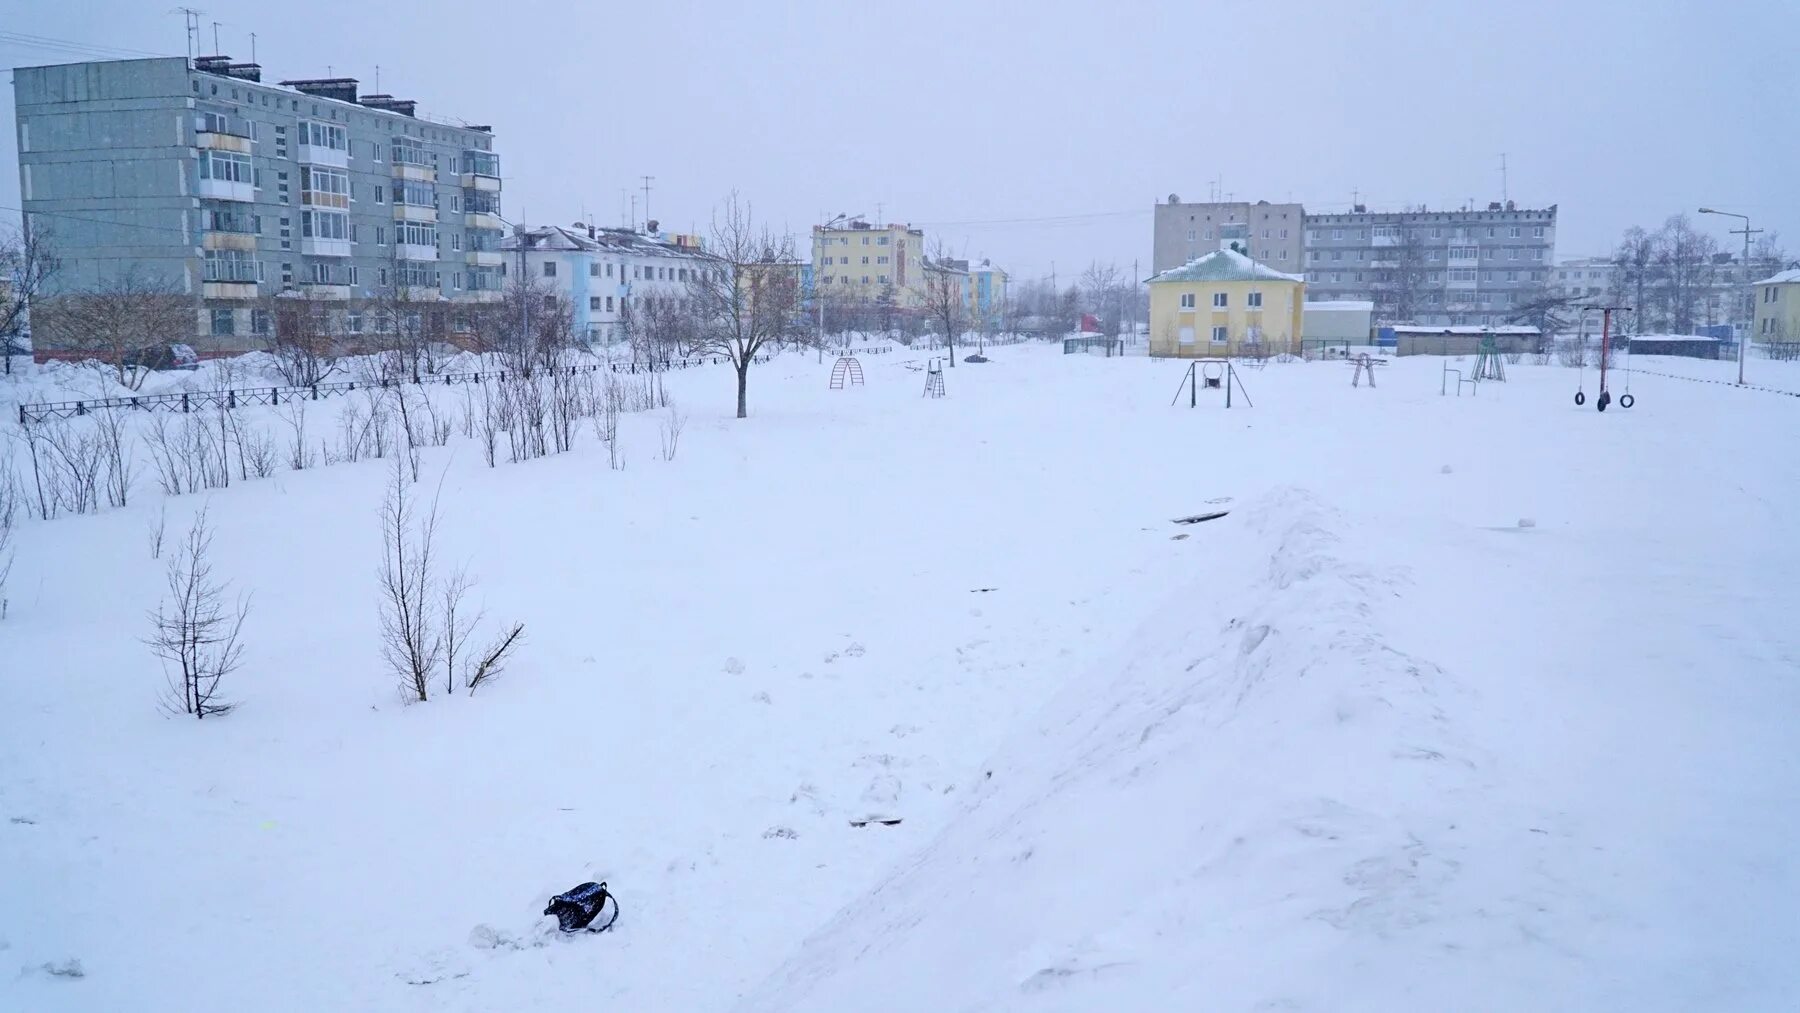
<box><xmin>123</xmin><ymin>343</ymin><xmax>200</xmax><ymax>372</ymax></box>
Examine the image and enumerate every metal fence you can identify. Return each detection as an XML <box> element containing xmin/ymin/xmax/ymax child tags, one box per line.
<box><xmin>1063</xmin><ymin>337</ymin><xmax>1126</xmax><ymax>356</ymax></box>
<box><xmin>17</xmin><ymin>354</ymin><xmax>766</xmax><ymax>425</ymax></box>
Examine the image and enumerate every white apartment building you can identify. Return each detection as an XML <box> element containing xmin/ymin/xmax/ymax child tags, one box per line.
<box><xmin>502</xmin><ymin>223</ymin><xmax>722</xmax><ymax>344</ymax></box>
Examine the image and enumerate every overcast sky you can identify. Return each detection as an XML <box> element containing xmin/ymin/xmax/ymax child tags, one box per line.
<box><xmin>3</xmin><ymin>0</ymin><xmax>1794</xmax><ymax>283</ymax></box>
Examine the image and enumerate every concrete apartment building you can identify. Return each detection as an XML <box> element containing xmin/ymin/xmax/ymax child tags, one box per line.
<box><xmin>502</xmin><ymin>223</ymin><xmax>722</xmax><ymax>345</ymax></box>
<box><xmin>811</xmin><ymin>221</ymin><xmax>927</xmax><ymax>308</ymax></box>
<box><xmin>1151</xmin><ymin>196</ymin><xmax>1305</xmax><ymax>274</ymax></box>
<box><xmin>1300</xmin><ymin>202</ymin><xmax>1558</xmax><ymax>327</ymax></box>
<box><xmin>13</xmin><ymin>55</ymin><xmax>502</xmax><ymax>353</ymax></box>
<box><xmin>1753</xmin><ymin>269</ymin><xmax>1800</xmax><ymax>344</ymax></box>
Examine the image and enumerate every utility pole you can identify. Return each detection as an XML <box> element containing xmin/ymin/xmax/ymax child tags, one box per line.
<box><xmin>1700</xmin><ymin>207</ymin><xmax>1762</xmax><ymax>385</ymax></box>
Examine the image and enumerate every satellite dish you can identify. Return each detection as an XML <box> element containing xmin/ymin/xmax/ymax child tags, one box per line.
<box><xmin>1168</xmin><ymin>193</ymin><xmax>1181</xmax><ymax>205</ymax></box>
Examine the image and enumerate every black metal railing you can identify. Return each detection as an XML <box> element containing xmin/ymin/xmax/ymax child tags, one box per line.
<box><xmin>18</xmin><ymin>355</ymin><xmax>769</xmax><ymax>424</ymax></box>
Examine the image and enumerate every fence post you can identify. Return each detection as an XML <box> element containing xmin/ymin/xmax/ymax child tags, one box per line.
<box><xmin>311</xmin><ymin>385</ymin><xmax>319</xmax><ymax>400</ymax></box>
<box><xmin>227</xmin><ymin>390</ymin><xmax>237</xmax><ymax>409</ymax></box>
<box><xmin>183</xmin><ymin>393</ymin><xmax>190</xmax><ymax>413</ymax></box>
<box><xmin>272</xmin><ymin>387</ymin><xmax>280</xmax><ymax>405</ymax></box>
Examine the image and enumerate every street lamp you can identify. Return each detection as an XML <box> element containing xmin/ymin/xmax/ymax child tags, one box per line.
<box><xmin>814</xmin><ymin>211</ymin><xmax>862</xmax><ymax>362</ymax></box>
<box><xmin>1699</xmin><ymin>207</ymin><xmax>1760</xmax><ymax>385</ymax></box>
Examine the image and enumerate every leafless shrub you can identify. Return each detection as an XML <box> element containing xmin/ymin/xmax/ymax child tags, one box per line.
<box><xmin>658</xmin><ymin>406</ymin><xmax>686</xmax><ymax>462</ymax></box>
<box><xmin>476</xmin><ymin>380</ymin><xmax>501</xmax><ymax>468</ymax></box>
<box><xmin>377</xmin><ymin>454</ymin><xmax>442</xmax><ymax>702</ymax></box>
<box><xmin>94</xmin><ymin>409</ymin><xmax>136</xmax><ymax>508</ymax></box>
<box><xmin>36</xmin><ymin>420</ymin><xmax>103</xmax><ymax>515</ymax></box>
<box><xmin>440</xmin><ymin>566</ymin><xmax>480</xmax><ymax>698</ymax></box>
<box><xmin>549</xmin><ymin>367</ymin><xmax>579</xmax><ymax>454</ymax></box>
<box><xmin>147</xmin><ymin>501</ymin><xmax>167</xmax><ymax>560</ymax></box>
<box><xmin>278</xmin><ymin>402</ymin><xmax>316</xmax><ymax>471</ymax></box>
<box><xmin>337</xmin><ymin>400</ymin><xmax>368</xmax><ymax>464</ymax></box>
<box><xmin>466</xmin><ymin>622</ymin><xmax>524</xmax><ymax>695</ymax></box>
<box><xmin>146</xmin><ymin>506</ymin><xmax>250</xmax><ymax>719</ymax></box>
<box><xmin>1557</xmin><ymin>338</ymin><xmax>1588</xmax><ymax>368</ymax></box>
<box><xmin>592</xmin><ymin>380</ymin><xmax>623</xmax><ymax>471</ymax></box>
<box><xmin>242</xmin><ymin>427</ymin><xmax>277</xmax><ymax>479</ymax></box>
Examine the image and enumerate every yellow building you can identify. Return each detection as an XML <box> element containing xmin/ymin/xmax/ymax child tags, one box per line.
<box><xmin>1147</xmin><ymin>249</ymin><xmax>1304</xmax><ymax>357</ymax></box>
<box><xmin>812</xmin><ymin>221</ymin><xmax>927</xmax><ymax>307</ymax></box>
<box><xmin>1753</xmin><ymin>268</ymin><xmax>1800</xmax><ymax>344</ymax></box>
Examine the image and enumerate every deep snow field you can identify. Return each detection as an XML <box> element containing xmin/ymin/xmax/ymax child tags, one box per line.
<box><xmin>2</xmin><ymin>344</ymin><xmax>1796</xmax><ymax>1011</ymax></box>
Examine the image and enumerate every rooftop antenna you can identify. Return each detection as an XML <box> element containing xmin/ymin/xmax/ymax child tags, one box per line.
<box><xmin>619</xmin><ymin>188</ymin><xmax>628</xmax><ymax>228</ymax></box>
<box><xmin>1500</xmin><ymin>152</ymin><xmax>1509</xmax><ymax>202</ymax></box>
<box><xmin>249</xmin><ymin>31</ymin><xmax>256</xmax><ymax>63</ymax></box>
<box><xmin>210</xmin><ymin>20</ymin><xmax>220</xmax><ymax>55</ymax></box>
<box><xmin>875</xmin><ymin>201</ymin><xmax>884</xmax><ymax>223</ymax></box>
<box><xmin>175</xmin><ymin>8</ymin><xmax>203</xmax><ymax>62</ymax></box>
<box><xmin>641</xmin><ymin>175</ymin><xmax>655</xmax><ymax>227</ymax></box>
<box><xmin>630</xmin><ymin>194</ymin><xmax>638</xmax><ymax>231</ymax></box>
<box><xmin>374</xmin><ymin>65</ymin><xmax>380</xmax><ymax>92</ymax></box>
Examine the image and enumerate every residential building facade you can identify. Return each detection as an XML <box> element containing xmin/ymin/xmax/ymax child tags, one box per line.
<box><xmin>502</xmin><ymin>223</ymin><xmax>722</xmax><ymax>345</ymax></box>
<box><xmin>1146</xmin><ymin>249</ymin><xmax>1304</xmax><ymax>358</ymax></box>
<box><xmin>965</xmin><ymin>258</ymin><xmax>1009</xmax><ymax>325</ymax></box>
<box><xmin>1753</xmin><ymin>269</ymin><xmax>1800</xmax><ymax>343</ymax></box>
<box><xmin>13</xmin><ymin>55</ymin><xmax>502</xmax><ymax>353</ymax></box>
<box><xmin>810</xmin><ymin>221</ymin><xmax>926</xmax><ymax>308</ymax></box>
<box><xmin>1550</xmin><ymin>256</ymin><xmax>1617</xmax><ymax>304</ymax></box>
<box><xmin>1300</xmin><ymin>202</ymin><xmax>1558</xmax><ymax>327</ymax></box>
<box><xmin>1152</xmin><ymin>197</ymin><xmax>1305</xmax><ymax>274</ymax></box>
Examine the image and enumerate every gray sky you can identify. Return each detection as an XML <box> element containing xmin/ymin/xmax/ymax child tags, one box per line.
<box><xmin>3</xmin><ymin>0</ymin><xmax>1795</xmax><ymax>283</ymax></box>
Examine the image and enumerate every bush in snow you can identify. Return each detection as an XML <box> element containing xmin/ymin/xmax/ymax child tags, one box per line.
<box><xmin>145</xmin><ymin>506</ymin><xmax>250</xmax><ymax>719</ymax></box>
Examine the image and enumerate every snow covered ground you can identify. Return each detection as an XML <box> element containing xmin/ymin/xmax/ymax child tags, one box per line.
<box><xmin>2</xmin><ymin>345</ymin><xmax>1796</xmax><ymax>1010</ymax></box>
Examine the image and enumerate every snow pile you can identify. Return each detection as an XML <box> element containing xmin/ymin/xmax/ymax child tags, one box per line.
<box><xmin>736</xmin><ymin>488</ymin><xmax>1530</xmax><ymax>1011</ymax></box>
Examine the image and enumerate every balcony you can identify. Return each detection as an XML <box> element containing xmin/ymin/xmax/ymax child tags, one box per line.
<box><xmin>462</xmin><ymin>172</ymin><xmax>501</xmax><ymax>193</ymax></box>
<box><xmin>298</xmin><ymin>281</ymin><xmax>352</xmax><ymax>300</ymax></box>
<box><xmin>202</xmin><ymin>231</ymin><xmax>257</xmax><ymax>252</ymax></box>
<box><xmin>400</xmin><ymin>286</ymin><xmax>442</xmax><ymax>302</ymax></box>
<box><xmin>196</xmin><ymin>130</ymin><xmax>252</xmax><ymax>154</ymax></box>
<box><xmin>202</xmin><ymin>281</ymin><xmax>258</xmax><ymax>300</ymax></box>
<box><xmin>398</xmin><ymin>242</ymin><xmax>439</xmax><ymax>262</ymax></box>
<box><xmin>393</xmin><ymin>203</ymin><xmax>437</xmax><ymax>223</ymax></box>
<box><xmin>296</xmin><ymin>142</ymin><xmax>348</xmax><ymax>168</ymax></box>
<box><xmin>457</xmin><ymin>289</ymin><xmax>503</xmax><ymax>304</ymax></box>
<box><xmin>391</xmin><ymin>161</ymin><xmax>435</xmax><ymax>183</ymax></box>
<box><xmin>466</xmin><ymin>250</ymin><xmax>504</xmax><ymax>267</ymax></box>
<box><xmin>300</xmin><ymin>236</ymin><xmax>351</xmax><ymax>258</ymax></box>
<box><xmin>464</xmin><ymin>211</ymin><xmax>504</xmax><ymax>231</ymax></box>
<box><xmin>197</xmin><ymin>177</ymin><xmax>254</xmax><ymax>203</ymax></box>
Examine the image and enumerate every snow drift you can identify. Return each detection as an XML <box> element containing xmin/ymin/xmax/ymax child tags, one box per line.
<box><xmin>738</xmin><ymin>487</ymin><xmax>1522</xmax><ymax>1012</ymax></box>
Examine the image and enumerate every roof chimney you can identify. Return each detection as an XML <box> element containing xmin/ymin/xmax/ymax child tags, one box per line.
<box><xmin>280</xmin><ymin>78</ymin><xmax>360</xmax><ymax>103</ymax></box>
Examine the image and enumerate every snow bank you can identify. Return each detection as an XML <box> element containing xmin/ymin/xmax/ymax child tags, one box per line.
<box><xmin>736</xmin><ymin>488</ymin><xmax>1537</xmax><ymax>1011</ymax></box>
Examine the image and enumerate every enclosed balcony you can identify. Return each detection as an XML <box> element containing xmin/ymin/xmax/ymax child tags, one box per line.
<box><xmin>297</xmin><ymin>120</ymin><xmax>349</xmax><ymax>168</ymax></box>
<box><xmin>461</xmin><ymin>150</ymin><xmax>501</xmax><ymax>191</ymax></box>
<box><xmin>196</xmin><ymin>149</ymin><xmax>254</xmax><ymax>202</ymax></box>
<box><xmin>201</xmin><ymin>205</ymin><xmax>257</xmax><ymax>251</ymax></box>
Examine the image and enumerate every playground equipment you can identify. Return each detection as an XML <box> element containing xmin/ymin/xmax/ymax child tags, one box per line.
<box><xmin>1170</xmin><ymin>360</ymin><xmax>1252</xmax><ymax>408</ymax></box>
<box><xmin>829</xmin><ymin>356</ymin><xmax>865</xmax><ymax>389</ymax></box>
<box><xmin>1472</xmin><ymin>336</ymin><xmax>1507</xmax><ymax>382</ymax></box>
<box><xmin>922</xmin><ymin>359</ymin><xmax>946</xmax><ymax>398</ymax></box>
<box><xmin>1575</xmin><ymin>306</ymin><xmax>1636</xmax><ymax>411</ymax></box>
<box><xmin>1441</xmin><ymin>361</ymin><xmax>1478</xmax><ymax>396</ymax></box>
<box><xmin>1350</xmin><ymin>352</ymin><xmax>1384</xmax><ymax>388</ymax></box>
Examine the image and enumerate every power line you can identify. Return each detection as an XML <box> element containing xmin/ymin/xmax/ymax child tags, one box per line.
<box><xmin>0</xmin><ymin>204</ymin><xmax>198</xmax><ymax>239</ymax></box>
<box><xmin>913</xmin><ymin>208</ymin><xmax>1150</xmax><ymax>228</ymax></box>
<box><xmin>0</xmin><ymin>30</ymin><xmax>173</xmax><ymax>62</ymax></box>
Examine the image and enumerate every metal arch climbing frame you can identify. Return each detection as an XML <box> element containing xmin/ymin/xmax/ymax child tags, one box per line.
<box><xmin>1351</xmin><ymin>352</ymin><xmax>1383</xmax><ymax>388</ymax></box>
<box><xmin>829</xmin><ymin>356</ymin><xmax>865</xmax><ymax>389</ymax></box>
<box><xmin>922</xmin><ymin>359</ymin><xmax>946</xmax><ymax>398</ymax></box>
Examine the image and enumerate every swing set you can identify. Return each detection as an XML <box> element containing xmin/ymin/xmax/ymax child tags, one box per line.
<box><xmin>1575</xmin><ymin>306</ymin><xmax>1636</xmax><ymax>412</ymax></box>
<box><xmin>1170</xmin><ymin>360</ymin><xmax>1253</xmax><ymax>408</ymax></box>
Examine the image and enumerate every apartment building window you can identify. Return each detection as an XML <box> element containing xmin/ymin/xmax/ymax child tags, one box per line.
<box><xmin>1507</xmin><ymin>271</ymin><xmax>1518</xmax><ymax>281</ymax></box>
<box><xmin>1278</xmin><ymin>251</ymin><xmax>1287</xmax><ymax>260</ymax></box>
<box><xmin>1280</xmin><ymin>228</ymin><xmax>1288</xmax><ymax>239</ymax></box>
<box><xmin>1431</xmin><ymin>227</ymin><xmax>1442</xmax><ymax>238</ymax></box>
<box><xmin>349</xmin><ymin>266</ymin><xmax>359</xmax><ymax>286</ymax></box>
<box><xmin>395</xmin><ymin>221</ymin><xmax>437</xmax><ymax>247</ymax></box>
<box><xmin>379</xmin><ymin>267</ymin><xmax>389</xmax><ymax>286</ymax></box>
<box><xmin>375</xmin><ymin>185</ymin><xmax>385</xmax><ymax>204</ymax></box>
<box><xmin>862</xmin><ymin>275</ymin><xmax>871</xmax><ymax>284</ymax></box>
<box><xmin>589</xmin><ymin>263</ymin><xmax>600</xmax><ymax>277</ymax></box>
<box><xmin>1508</xmin><ymin>226</ymin><xmax>1521</xmax><ymax>238</ymax></box>
<box><xmin>280</xmin><ymin>262</ymin><xmax>293</xmax><ymax>285</ymax></box>
<box><xmin>1307</xmin><ymin>229</ymin><xmax>1319</xmax><ymax>241</ymax></box>
<box><xmin>309</xmin><ymin>262</ymin><xmax>334</xmax><ymax>285</ymax></box>
<box><xmin>199</xmin><ymin>149</ymin><xmax>252</xmax><ymax>183</ymax></box>
<box><xmin>543</xmin><ymin>262</ymin><xmax>557</xmax><ymax>278</ymax></box>
<box><xmin>587</xmin><ymin>296</ymin><xmax>601</xmax><ymax>311</ymax></box>
<box><xmin>1210</xmin><ymin>325</ymin><xmax>1228</xmax><ymax>343</ymax></box>
<box><xmin>606</xmin><ymin>263</ymin><xmax>614</xmax><ymax>277</ymax></box>
<box><xmin>606</xmin><ymin>296</ymin><xmax>614</xmax><ymax>311</ymax></box>
<box><xmin>1331</xmin><ymin>229</ymin><xmax>1343</xmax><ymax>240</ymax></box>
<box><xmin>861</xmin><ymin>256</ymin><xmax>870</xmax><ymax>265</ymax></box>
<box><xmin>1204</xmin><ymin>228</ymin><xmax>1214</xmax><ymax>240</ymax></box>
<box><xmin>1428</xmin><ymin>250</ymin><xmax>1442</xmax><ymax>261</ymax></box>
<box><xmin>210</xmin><ymin>308</ymin><xmax>235</xmax><ymax>336</ymax></box>
<box><xmin>1180</xmin><ymin>292</ymin><xmax>1196</xmax><ymax>309</ymax></box>
<box><xmin>878</xmin><ymin>274</ymin><xmax>889</xmax><ymax>283</ymax></box>
<box><xmin>878</xmin><ymin>236</ymin><xmax>890</xmax><ymax>245</ymax></box>
<box><xmin>1186</xmin><ymin>229</ymin><xmax>1196</xmax><ymax>241</ymax></box>
<box><xmin>451</xmin><ymin>196</ymin><xmax>461</xmax><ymax>213</ymax></box>
<box><xmin>1448</xmin><ymin>246</ymin><xmax>1475</xmax><ymax>259</ymax></box>
<box><xmin>451</xmin><ymin>233</ymin><xmax>461</xmax><ymax>251</ymax></box>
<box><xmin>394</xmin><ymin>181</ymin><xmax>435</xmax><ymax>207</ymax></box>
<box><xmin>876</xmin><ymin>255</ymin><xmax>889</xmax><ymax>264</ymax></box>
<box><xmin>301</xmin><ymin>209</ymin><xmax>347</xmax><ymax>240</ymax></box>
<box><xmin>1212</xmin><ymin>292</ymin><xmax>1228</xmax><ymax>308</ymax></box>
<box><xmin>1532</xmin><ymin>250</ymin><xmax>1544</xmax><ymax>261</ymax></box>
<box><xmin>1486</xmin><ymin>248</ymin><xmax>1499</xmax><ymax>259</ymax></box>
<box><xmin>1331</xmin><ymin>251</ymin><xmax>1342</xmax><ymax>261</ymax></box>
<box><xmin>1262</xmin><ymin>229</ymin><xmax>1270</xmax><ymax>239</ymax></box>
<box><xmin>1487</xmin><ymin>227</ymin><xmax>1497</xmax><ymax>237</ymax></box>
<box><xmin>1532</xmin><ymin>226</ymin><xmax>1545</xmax><ymax>238</ymax></box>
<box><xmin>375</xmin><ymin>225</ymin><xmax>387</xmax><ymax>246</ymax></box>
<box><xmin>862</xmin><ymin>236</ymin><xmax>870</xmax><ymax>245</ymax></box>
<box><xmin>1247</xmin><ymin>291</ymin><xmax>1263</xmax><ymax>308</ymax></box>
<box><xmin>300</xmin><ymin>120</ymin><xmax>347</xmax><ymax>151</ymax></box>
<box><xmin>1448</xmin><ymin>268</ymin><xmax>1477</xmax><ymax>281</ymax></box>
<box><xmin>251</xmin><ymin>309</ymin><xmax>270</xmax><ymax>334</ymax></box>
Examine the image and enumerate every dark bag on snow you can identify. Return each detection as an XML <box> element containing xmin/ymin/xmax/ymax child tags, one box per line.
<box><xmin>545</xmin><ymin>881</ymin><xmax>616</xmax><ymax>933</ymax></box>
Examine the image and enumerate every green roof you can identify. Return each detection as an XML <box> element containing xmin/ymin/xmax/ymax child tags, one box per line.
<box><xmin>1147</xmin><ymin>248</ymin><xmax>1304</xmax><ymax>285</ymax></box>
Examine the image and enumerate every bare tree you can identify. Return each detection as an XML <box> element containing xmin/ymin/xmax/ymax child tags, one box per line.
<box><xmin>1080</xmin><ymin>261</ymin><xmax>1123</xmax><ymax>336</ymax></box>
<box><xmin>1653</xmin><ymin>214</ymin><xmax>1718</xmax><ymax>334</ymax></box>
<box><xmin>466</xmin><ymin>622</ymin><xmax>524</xmax><ymax>694</ymax></box>
<box><xmin>34</xmin><ymin>268</ymin><xmax>194</xmax><ymax>390</ymax></box>
<box><xmin>683</xmin><ymin>193</ymin><xmax>799</xmax><ymax>418</ymax></box>
<box><xmin>924</xmin><ymin>244</ymin><xmax>967</xmax><ymax>366</ymax></box>
<box><xmin>1386</xmin><ymin>226</ymin><xmax>1430</xmax><ymax>323</ymax></box>
<box><xmin>260</xmin><ymin>290</ymin><xmax>340</xmax><ymax>386</ymax></box>
<box><xmin>1611</xmin><ymin>226</ymin><xmax>1655</xmax><ymax>331</ymax></box>
<box><xmin>1</xmin><ymin>223</ymin><xmax>57</xmax><ymax>375</ymax></box>
<box><xmin>377</xmin><ymin>454</ymin><xmax>442</xmax><ymax>702</ymax></box>
<box><xmin>145</xmin><ymin>507</ymin><xmax>250</xmax><ymax>719</ymax></box>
